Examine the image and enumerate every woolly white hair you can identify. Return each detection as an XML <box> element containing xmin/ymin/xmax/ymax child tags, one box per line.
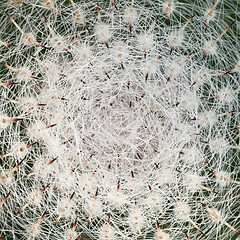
<box><xmin>0</xmin><ymin>0</ymin><xmax>239</xmax><ymax>239</ymax></box>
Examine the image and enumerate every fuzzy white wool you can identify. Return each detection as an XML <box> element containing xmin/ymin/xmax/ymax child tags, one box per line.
<box><xmin>216</xmin><ymin>88</ymin><xmax>234</xmax><ymax>102</ymax></box>
<box><xmin>50</xmin><ymin>35</ymin><xmax>67</xmax><ymax>51</ymax></box>
<box><xmin>175</xmin><ymin>202</ymin><xmax>191</xmax><ymax>221</ymax></box>
<box><xmin>0</xmin><ymin>171</ymin><xmax>13</xmax><ymax>185</ymax></box>
<box><xmin>197</xmin><ymin>110</ymin><xmax>217</xmax><ymax>127</ymax></box>
<box><xmin>192</xmin><ymin>69</ymin><xmax>211</xmax><ymax>87</ymax></box>
<box><xmin>15</xmin><ymin>66</ymin><xmax>33</xmax><ymax>82</ymax></box>
<box><xmin>204</xmin><ymin>41</ymin><xmax>217</xmax><ymax>56</ymax></box>
<box><xmin>10</xmin><ymin>142</ymin><xmax>29</xmax><ymax>158</ymax></box>
<box><xmin>95</xmin><ymin>24</ymin><xmax>111</xmax><ymax>43</ymax></box>
<box><xmin>214</xmin><ymin>171</ymin><xmax>231</xmax><ymax>187</ymax></box>
<box><xmin>33</xmin><ymin>156</ymin><xmax>56</xmax><ymax>179</ymax></box>
<box><xmin>56</xmin><ymin>197</ymin><xmax>75</xmax><ymax>217</ymax></box>
<box><xmin>209</xmin><ymin>138</ymin><xmax>229</xmax><ymax>154</ymax></box>
<box><xmin>18</xmin><ymin>96</ymin><xmax>39</xmax><ymax>112</ymax></box>
<box><xmin>204</xmin><ymin>8</ymin><xmax>217</xmax><ymax>22</ymax></box>
<box><xmin>98</xmin><ymin>223</ymin><xmax>115</xmax><ymax>240</ymax></box>
<box><xmin>22</xmin><ymin>32</ymin><xmax>36</xmax><ymax>45</ymax></box>
<box><xmin>28</xmin><ymin>191</ymin><xmax>42</xmax><ymax>206</ymax></box>
<box><xmin>183</xmin><ymin>173</ymin><xmax>204</xmax><ymax>191</ymax></box>
<box><xmin>165</xmin><ymin>59</ymin><xmax>184</xmax><ymax>80</ymax></box>
<box><xmin>0</xmin><ymin>115</ymin><xmax>11</xmax><ymax>129</ymax></box>
<box><xmin>155</xmin><ymin>229</ymin><xmax>171</xmax><ymax>240</ymax></box>
<box><xmin>85</xmin><ymin>198</ymin><xmax>102</xmax><ymax>217</ymax></box>
<box><xmin>64</xmin><ymin>229</ymin><xmax>77</xmax><ymax>240</ymax></box>
<box><xmin>27</xmin><ymin>223</ymin><xmax>41</xmax><ymax>239</ymax></box>
<box><xmin>179</xmin><ymin>147</ymin><xmax>202</xmax><ymax>163</ymax></box>
<box><xmin>147</xmin><ymin>191</ymin><xmax>164</xmax><ymax>212</ymax></box>
<box><xmin>169</xmin><ymin>30</ymin><xmax>184</xmax><ymax>48</ymax></box>
<box><xmin>138</xmin><ymin>33</ymin><xmax>154</xmax><ymax>52</ymax></box>
<box><xmin>124</xmin><ymin>7</ymin><xmax>138</xmax><ymax>26</ymax></box>
<box><xmin>72</xmin><ymin>8</ymin><xmax>85</xmax><ymax>24</ymax></box>
<box><xmin>207</xmin><ymin>208</ymin><xmax>223</xmax><ymax>223</ymax></box>
<box><xmin>162</xmin><ymin>0</ymin><xmax>175</xmax><ymax>16</ymax></box>
<box><xmin>128</xmin><ymin>207</ymin><xmax>145</xmax><ymax>234</ymax></box>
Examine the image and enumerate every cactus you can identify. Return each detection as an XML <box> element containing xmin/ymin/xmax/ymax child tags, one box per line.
<box><xmin>0</xmin><ymin>0</ymin><xmax>239</xmax><ymax>239</ymax></box>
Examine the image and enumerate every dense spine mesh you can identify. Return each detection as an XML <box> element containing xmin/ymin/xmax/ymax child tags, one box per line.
<box><xmin>0</xmin><ymin>0</ymin><xmax>239</xmax><ymax>239</ymax></box>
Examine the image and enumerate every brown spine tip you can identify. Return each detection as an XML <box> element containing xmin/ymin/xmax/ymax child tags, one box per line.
<box><xmin>48</xmin><ymin>123</ymin><xmax>57</xmax><ymax>128</ymax></box>
<box><xmin>129</xmin><ymin>23</ymin><xmax>132</xmax><ymax>33</ymax></box>
<box><xmin>15</xmin><ymin>158</ymin><xmax>25</xmax><ymax>168</ymax></box>
<box><xmin>6</xmin><ymin>43</ymin><xmax>15</xmax><ymax>47</ymax></box>
<box><xmin>97</xmin><ymin>2</ymin><xmax>100</xmax><ymax>13</ymax></box>
<box><xmin>202</xmin><ymin>52</ymin><xmax>207</xmax><ymax>59</ymax></box>
<box><xmin>47</xmin><ymin>157</ymin><xmax>58</xmax><ymax>165</ymax></box>
<box><xmin>145</xmin><ymin>72</ymin><xmax>149</xmax><ymax>81</ymax></box>
<box><xmin>185</xmin><ymin>233</ymin><xmax>190</xmax><ymax>239</ymax></box>
<box><xmin>41</xmin><ymin>183</ymin><xmax>50</xmax><ymax>193</ymax></box>
<box><xmin>144</xmin><ymin>50</ymin><xmax>146</xmax><ymax>59</ymax></box>
<box><xmin>104</xmin><ymin>40</ymin><xmax>109</xmax><ymax>49</ymax></box>
<box><xmin>111</xmin><ymin>0</ymin><xmax>118</xmax><ymax>10</ymax></box>
<box><xmin>200</xmin><ymin>202</ymin><xmax>207</xmax><ymax>209</ymax></box>
<box><xmin>205</xmin><ymin>23</ymin><xmax>209</xmax><ymax>31</ymax></box>
<box><xmin>39</xmin><ymin>44</ymin><xmax>49</xmax><ymax>49</ymax></box>
<box><xmin>84</xmin><ymin>24</ymin><xmax>90</xmax><ymax>32</ymax></box>
<box><xmin>4</xmin><ymin>11</ymin><xmax>11</xmax><ymax>19</ymax></box>
<box><xmin>87</xmin><ymin>216</ymin><xmax>91</xmax><ymax>225</ymax></box>
<box><xmin>5</xmin><ymin>192</ymin><xmax>11</xmax><ymax>200</ymax></box>
<box><xmin>229</xmin><ymin>20</ymin><xmax>236</xmax><ymax>28</ymax></box>
<box><xmin>224</xmin><ymin>70</ymin><xmax>233</xmax><ymax>75</ymax></box>
<box><xmin>36</xmin><ymin>103</ymin><xmax>47</xmax><ymax>106</ymax></box>
<box><xmin>175</xmin><ymin>102</ymin><xmax>180</xmax><ymax>107</ymax></box>
<box><xmin>95</xmin><ymin>188</ymin><xmax>98</xmax><ymax>198</ymax></box>
<box><xmin>1</xmin><ymin>82</ymin><xmax>17</xmax><ymax>86</ymax></box>
<box><xmin>131</xmin><ymin>171</ymin><xmax>134</xmax><ymax>179</ymax></box>
<box><xmin>70</xmin><ymin>191</ymin><xmax>75</xmax><ymax>200</ymax></box>
<box><xmin>117</xmin><ymin>180</ymin><xmax>120</xmax><ymax>192</ymax></box>
<box><xmin>167</xmin><ymin>14</ymin><xmax>170</xmax><ymax>24</ymax></box>
<box><xmin>107</xmin><ymin>215</ymin><xmax>110</xmax><ymax>224</ymax></box>
<box><xmin>41</xmin><ymin>210</ymin><xmax>47</xmax><ymax>219</ymax></box>
<box><xmin>73</xmin><ymin>219</ymin><xmax>77</xmax><ymax>228</ymax></box>
<box><xmin>191</xmin><ymin>81</ymin><xmax>197</xmax><ymax>87</ymax></box>
<box><xmin>235</xmin><ymin>230</ymin><xmax>240</xmax><ymax>235</ymax></box>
